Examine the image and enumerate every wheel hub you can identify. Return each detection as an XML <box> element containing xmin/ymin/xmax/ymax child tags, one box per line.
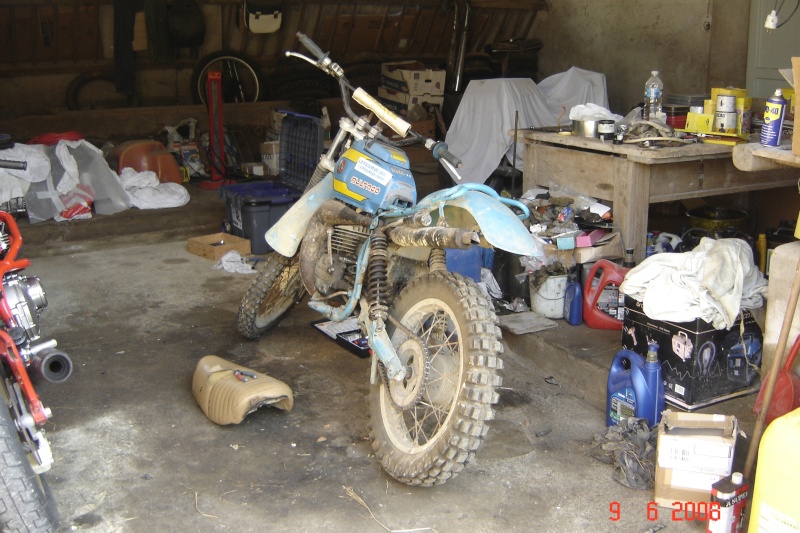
<box><xmin>387</xmin><ymin>337</ymin><xmax>429</xmax><ymax>410</ymax></box>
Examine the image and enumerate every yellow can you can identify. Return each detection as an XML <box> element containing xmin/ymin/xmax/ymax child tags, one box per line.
<box><xmin>748</xmin><ymin>407</ymin><xmax>800</xmax><ymax>532</ymax></box>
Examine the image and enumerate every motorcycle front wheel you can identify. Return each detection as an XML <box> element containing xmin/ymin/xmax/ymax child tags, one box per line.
<box><xmin>0</xmin><ymin>368</ymin><xmax>58</xmax><ymax>532</ymax></box>
<box><xmin>368</xmin><ymin>272</ymin><xmax>503</xmax><ymax>486</ymax></box>
<box><xmin>237</xmin><ymin>253</ymin><xmax>305</xmax><ymax>339</ymax></box>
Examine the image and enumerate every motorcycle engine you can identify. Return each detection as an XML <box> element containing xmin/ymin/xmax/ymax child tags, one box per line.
<box><xmin>314</xmin><ymin>224</ymin><xmax>370</xmax><ymax>296</ymax></box>
<box><xmin>3</xmin><ymin>273</ymin><xmax>47</xmax><ymax>343</ymax></box>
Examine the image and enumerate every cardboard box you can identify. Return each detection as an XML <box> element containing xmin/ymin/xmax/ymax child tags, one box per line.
<box><xmin>380</xmin><ymin>61</ymin><xmax>446</xmax><ymax>96</ymax></box>
<box><xmin>622</xmin><ymin>296</ymin><xmax>763</xmax><ymax>410</ymax></box>
<box><xmin>576</xmin><ymin>229</ymin><xmax>607</xmax><ymax>248</ymax></box>
<box><xmin>377</xmin><ymin>87</ymin><xmax>444</xmax><ymax>116</ymax></box>
<box><xmin>572</xmin><ymin>232</ymin><xmax>623</xmax><ymax>263</ymax></box>
<box><xmin>259</xmin><ymin>141</ymin><xmax>280</xmax><ymax>176</ymax></box>
<box><xmin>654</xmin><ymin>410</ymin><xmax>737</xmax><ymax>507</ymax></box>
<box><xmin>187</xmin><ymin>232</ymin><xmax>251</xmax><ymax>260</ymax></box>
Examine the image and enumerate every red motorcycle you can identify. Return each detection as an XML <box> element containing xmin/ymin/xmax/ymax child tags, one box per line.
<box><xmin>0</xmin><ymin>155</ymin><xmax>72</xmax><ymax>532</ymax></box>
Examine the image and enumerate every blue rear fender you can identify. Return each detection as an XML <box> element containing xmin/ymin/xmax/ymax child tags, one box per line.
<box><xmin>418</xmin><ymin>190</ymin><xmax>539</xmax><ymax>257</ymax></box>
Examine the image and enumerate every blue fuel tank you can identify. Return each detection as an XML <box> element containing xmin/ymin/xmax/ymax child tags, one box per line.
<box><xmin>332</xmin><ymin>139</ymin><xmax>417</xmax><ymax>214</ymax></box>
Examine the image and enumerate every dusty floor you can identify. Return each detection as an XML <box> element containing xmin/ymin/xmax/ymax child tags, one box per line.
<box><xmin>18</xmin><ymin>236</ymin><xmax>756</xmax><ymax>533</ymax></box>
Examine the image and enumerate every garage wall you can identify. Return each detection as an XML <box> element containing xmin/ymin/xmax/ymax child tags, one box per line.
<box><xmin>531</xmin><ymin>0</ymin><xmax>751</xmax><ymax>115</ymax></box>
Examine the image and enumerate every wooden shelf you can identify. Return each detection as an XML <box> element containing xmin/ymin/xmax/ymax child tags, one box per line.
<box><xmin>732</xmin><ymin>143</ymin><xmax>800</xmax><ymax>171</ymax></box>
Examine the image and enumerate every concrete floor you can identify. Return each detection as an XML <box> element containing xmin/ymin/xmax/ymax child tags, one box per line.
<box><xmin>16</xmin><ymin>185</ymin><xmax>759</xmax><ymax>533</ymax></box>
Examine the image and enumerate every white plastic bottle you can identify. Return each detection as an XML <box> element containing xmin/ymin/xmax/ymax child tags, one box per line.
<box><xmin>643</xmin><ymin>70</ymin><xmax>663</xmax><ymax>121</ymax></box>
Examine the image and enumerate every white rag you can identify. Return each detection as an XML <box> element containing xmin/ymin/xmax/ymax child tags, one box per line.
<box><xmin>619</xmin><ymin>237</ymin><xmax>767</xmax><ymax>330</ymax></box>
<box><xmin>119</xmin><ymin>167</ymin><xmax>190</xmax><ymax>209</ymax></box>
<box><xmin>213</xmin><ymin>250</ymin><xmax>256</xmax><ymax>274</ymax></box>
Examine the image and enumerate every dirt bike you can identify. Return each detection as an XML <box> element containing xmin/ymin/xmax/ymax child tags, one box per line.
<box><xmin>236</xmin><ymin>34</ymin><xmax>538</xmax><ymax>487</ymax></box>
<box><xmin>0</xmin><ymin>156</ymin><xmax>73</xmax><ymax>531</ymax></box>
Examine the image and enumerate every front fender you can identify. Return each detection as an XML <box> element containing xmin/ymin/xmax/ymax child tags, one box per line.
<box><xmin>265</xmin><ymin>173</ymin><xmax>335</xmax><ymax>257</ymax></box>
<box><xmin>421</xmin><ymin>190</ymin><xmax>539</xmax><ymax>257</ymax></box>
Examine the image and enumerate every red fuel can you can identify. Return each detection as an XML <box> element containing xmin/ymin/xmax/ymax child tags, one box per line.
<box><xmin>583</xmin><ymin>259</ymin><xmax>629</xmax><ymax>330</ymax></box>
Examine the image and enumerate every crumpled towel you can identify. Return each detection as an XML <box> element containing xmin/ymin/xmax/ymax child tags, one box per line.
<box><xmin>590</xmin><ymin>417</ymin><xmax>657</xmax><ymax>490</ymax></box>
<box><xmin>620</xmin><ymin>237</ymin><xmax>767</xmax><ymax>330</ymax></box>
<box><xmin>213</xmin><ymin>250</ymin><xmax>255</xmax><ymax>274</ymax></box>
<box><xmin>119</xmin><ymin>167</ymin><xmax>190</xmax><ymax>209</ymax></box>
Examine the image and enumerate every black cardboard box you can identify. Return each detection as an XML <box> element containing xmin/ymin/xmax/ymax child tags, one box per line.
<box><xmin>622</xmin><ymin>296</ymin><xmax>762</xmax><ymax>410</ymax></box>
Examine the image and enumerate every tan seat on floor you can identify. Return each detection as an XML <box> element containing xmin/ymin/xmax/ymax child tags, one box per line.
<box><xmin>192</xmin><ymin>355</ymin><xmax>293</xmax><ymax>425</ymax></box>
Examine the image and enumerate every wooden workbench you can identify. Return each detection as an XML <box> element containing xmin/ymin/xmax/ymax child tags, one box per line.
<box><xmin>519</xmin><ymin>130</ymin><xmax>800</xmax><ymax>263</ymax></box>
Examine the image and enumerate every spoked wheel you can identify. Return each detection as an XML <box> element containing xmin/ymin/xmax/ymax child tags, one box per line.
<box><xmin>0</xmin><ymin>365</ymin><xmax>58</xmax><ymax>532</ymax></box>
<box><xmin>237</xmin><ymin>253</ymin><xmax>305</xmax><ymax>339</ymax></box>
<box><xmin>368</xmin><ymin>272</ymin><xmax>504</xmax><ymax>487</ymax></box>
<box><xmin>190</xmin><ymin>51</ymin><xmax>264</xmax><ymax>105</ymax></box>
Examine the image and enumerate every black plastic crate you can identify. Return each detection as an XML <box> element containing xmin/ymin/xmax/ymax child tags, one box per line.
<box><xmin>278</xmin><ymin>112</ymin><xmax>324</xmax><ymax>191</ymax></box>
<box><xmin>220</xmin><ymin>181</ymin><xmax>301</xmax><ymax>254</ymax></box>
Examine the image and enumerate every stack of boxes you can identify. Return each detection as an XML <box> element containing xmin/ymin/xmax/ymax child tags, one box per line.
<box><xmin>377</xmin><ymin>60</ymin><xmax>445</xmax><ymax>130</ymax></box>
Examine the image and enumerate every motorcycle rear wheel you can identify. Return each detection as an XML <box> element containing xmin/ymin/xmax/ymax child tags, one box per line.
<box><xmin>0</xmin><ymin>368</ymin><xmax>58</xmax><ymax>532</ymax></box>
<box><xmin>237</xmin><ymin>253</ymin><xmax>305</xmax><ymax>339</ymax></box>
<box><xmin>368</xmin><ymin>272</ymin><xmax>503</xmax><ymax>486</ymax></box>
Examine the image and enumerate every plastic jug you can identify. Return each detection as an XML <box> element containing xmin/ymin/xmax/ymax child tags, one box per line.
<box><xmin>563</xmin><ymin>272</ymin><xmax>583</xmax><ymax>325</ymax></box>
<box><xmin>584</xmin><ymin>259</ymin><xmax>629</xmax><ymax>330</ymax></box>
<box><xmin>606</xmin><ymin>343</ymin><xmax>664</xmax><ymax>427</ymax></box>
<box><xmin>748</xmin><ymin>408</ymin><xmax>800</xmax><ymax>532</ymax></box>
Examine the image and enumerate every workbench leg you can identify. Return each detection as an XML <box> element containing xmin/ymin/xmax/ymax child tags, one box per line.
<box><xmin>613</xmin><ymin>160</ymin><xmax>651</xmax><ymax>264</ymax></box>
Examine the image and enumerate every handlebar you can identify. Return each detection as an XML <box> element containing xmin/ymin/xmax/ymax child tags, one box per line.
<box><xmin>0</xmin><ymin>159</ymin><xmax>26</xmax><ymax>171</ymax></box>
<box><xmin>297</xmin><ymin>32</ymin><xmax>327</xmax><ymax>61</ymax></box>
<box><xmin>352</xmin><ymin>89</ymin><xmax>411</xmax><ymax>138</ymax></box>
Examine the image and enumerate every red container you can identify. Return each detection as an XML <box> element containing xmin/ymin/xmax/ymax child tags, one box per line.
<box><xmin>583</xmin><ymin>259</ymin><xmax>629</xmax><ymax>330</ymax></box>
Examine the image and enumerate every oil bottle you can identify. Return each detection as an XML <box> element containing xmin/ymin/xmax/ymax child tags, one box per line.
<box><xmin>606</xmin><ymin>343</ymin><xmax>664</xmax><ymax>427</ymax></box>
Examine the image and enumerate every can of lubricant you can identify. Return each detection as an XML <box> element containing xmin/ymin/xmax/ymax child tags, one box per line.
<box><xmin>706</xmin><ymin>472</ymin><xmax>749</xmax><ymax>533</ymax></box>
<box><xmin>760</xmin><ymin>89</ymin><xmax>787</xmax><ymax>146</ymax></box>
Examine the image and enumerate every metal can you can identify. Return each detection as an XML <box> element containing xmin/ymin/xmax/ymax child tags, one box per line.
<box><xmin>760</xmin><ymin>89</ymin><xmax>787</xmax><ymax>146</ymax></box>
<box><xmin>598</xmin><ymin>120</ymin><xmax>616</xmax><ymax>140</ymax></box>
<box><xmin>716</xmin><ymin>94</ymin><xmax>736</xmax><ymax>112</ymax></box>
<box><xmin>714</xmin><ymin>111</ymin><xmax>738</xmax><ymax>133</ymax></box>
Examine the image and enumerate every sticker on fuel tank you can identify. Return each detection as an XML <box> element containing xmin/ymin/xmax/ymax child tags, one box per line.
<box><xmin>350</xmin><ymin>176</ymin><xmax>381</xmax><ymax>195</ymax></box>
<box><xmin>355</xmin><ymin>158</ymin><xmax>392</xmax><ymax>186</ymax></box>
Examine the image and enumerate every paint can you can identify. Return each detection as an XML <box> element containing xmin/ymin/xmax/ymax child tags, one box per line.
<box><xmin>760</xmin><ymin>89</ymin><xmax>787</xmax><ymax>146</ymax></box>
<box><xmin>716</xmin><ymin>94</ymin><xmax>736</xmax><ymax>112</ymax></box>
<box><xmin>598</xmin><ymin>119</ymin><xmax>616</xmax><ymax>140</ymax></box>
<box><xmin>714</xmin><ymin>111</ymin><xmax>738</xmax><ymax>133</ymax></box>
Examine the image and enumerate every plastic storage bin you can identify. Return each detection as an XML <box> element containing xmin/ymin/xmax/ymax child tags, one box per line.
<box><xmin>220</xmin><ymin>112</ymin><xmax>323</xmax><ymax>254</ymax></box>
<box><xmin>220</xmin><ymin>182</ymin><xmax>301</xmax><ymax>254</ymax></box>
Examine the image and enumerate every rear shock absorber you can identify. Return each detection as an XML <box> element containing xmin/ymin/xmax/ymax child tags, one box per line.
<box><xmin>367</xmin><ymin>229</ymin><xmax>389</xmax><ymax>322</ymax></box>
<box><xmin>429</xmin><ymin>248</ymin><xmax>446</xmax><ymax>273</ymax></box>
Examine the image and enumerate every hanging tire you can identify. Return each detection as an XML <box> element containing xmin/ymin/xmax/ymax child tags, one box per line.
<box><xmin>0</xmin><ymin>368</ymin><xmax>58</xmax><ymax>532</ymax></box>
<box><xmin>191</xmin><ymin>51</ymin><xmax>264</xmax><ymax>105</ymax></box>
<box><xmin>65</xmin><ymin>71</ymin><xmax>132</xmax><ymax>111</ymax></box>
<box><xmin>236</xmin><ymin>253</ymin><xmax>305</xmax><ymax>339</ymax></box>
<box><xmin>368</xmin><ymin>271</ymin><xmax>503</xmax><ymax>486</ymax></box>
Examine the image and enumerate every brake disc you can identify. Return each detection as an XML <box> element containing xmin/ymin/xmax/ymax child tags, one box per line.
<box><xmin>383</xmin><ymin>336</ymin><xmax>430</xmax><ymax>410</ymax></box>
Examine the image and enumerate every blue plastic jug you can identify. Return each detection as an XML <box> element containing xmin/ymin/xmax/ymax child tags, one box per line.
<box><xmin>606</xmin><ymin>343</ymin><xmax>665</xmax><ymax>427</ymax></box>
<box><xmin>563</xmin><ymin>273</ymin><xmax>583</xmax><ymax>325</ymax></box>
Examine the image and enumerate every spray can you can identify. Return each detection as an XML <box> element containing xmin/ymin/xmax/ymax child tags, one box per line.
<box><xmin>760</xmin><ymin>89</ymin><xmax>787</xmax><ymax>147</ymax></box>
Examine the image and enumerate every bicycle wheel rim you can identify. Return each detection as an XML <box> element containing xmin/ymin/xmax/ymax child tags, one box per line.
<box><xmin>195</xmin><ymin>56</ymin><xmax>261</xmax><ymax>106</ymax></box>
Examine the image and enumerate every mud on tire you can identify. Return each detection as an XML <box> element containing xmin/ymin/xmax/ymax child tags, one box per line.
<box><xmin>237</xmin><ymin>253</ymin><xmax>305</xmax><ymax>339</ymax></box>
<box><xmin>367</xmin><ymin>271</ymin><xmax>503</xmax><ymax>487</ymax></box>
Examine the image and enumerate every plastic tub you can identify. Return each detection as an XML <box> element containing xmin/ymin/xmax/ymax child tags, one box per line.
<box><xmin>530</xmin><ymin>274</ymin><xmax>567</xmax><ymax>319</ymax></box>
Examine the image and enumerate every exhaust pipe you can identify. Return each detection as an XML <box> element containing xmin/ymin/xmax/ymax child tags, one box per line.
<box><xmin>30</xmin><ymin>348</ymin><xmax>73</xmax><ymax>384</ymax></box>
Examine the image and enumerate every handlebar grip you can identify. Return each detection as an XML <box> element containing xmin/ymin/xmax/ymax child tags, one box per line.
<box><xmin>0</xmin><ymin>159</ymin><xmax>26</xmax><ymax>171</ymax></box>
<box><xmin>431</xmin><ymin>144</ymin><xmax>462</xmax><ymax>168</ymax></box>
<box><xmin>296</xmin><ymin>32</ymin><xmax>326</xmax><ymax>61</ymax></box>
<box><xmin>352</xmin><ymin>88</ymin><xmax>411</xmax><ymax>138</ymax></box>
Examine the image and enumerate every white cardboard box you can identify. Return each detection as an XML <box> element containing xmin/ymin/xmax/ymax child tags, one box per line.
<box><xmin>380</xmin><ymin>61</ymin><xmax>445</xmax><ymax>96</ymax></box>
<box><xmin>377</xmin><ymin>87</ymin><xmax>444</xmax><ymax>116</ymax></box>
<box><xmin>654</xmin><ymin>410</ymin><xmax>737</xmax><ymax>508</ymax></box>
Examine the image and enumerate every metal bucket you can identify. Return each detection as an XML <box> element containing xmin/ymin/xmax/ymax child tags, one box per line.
<box><xmin>686</xmin><ymin>206</ymin><xmax>748</xmax><ymax>232</ymax></box>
